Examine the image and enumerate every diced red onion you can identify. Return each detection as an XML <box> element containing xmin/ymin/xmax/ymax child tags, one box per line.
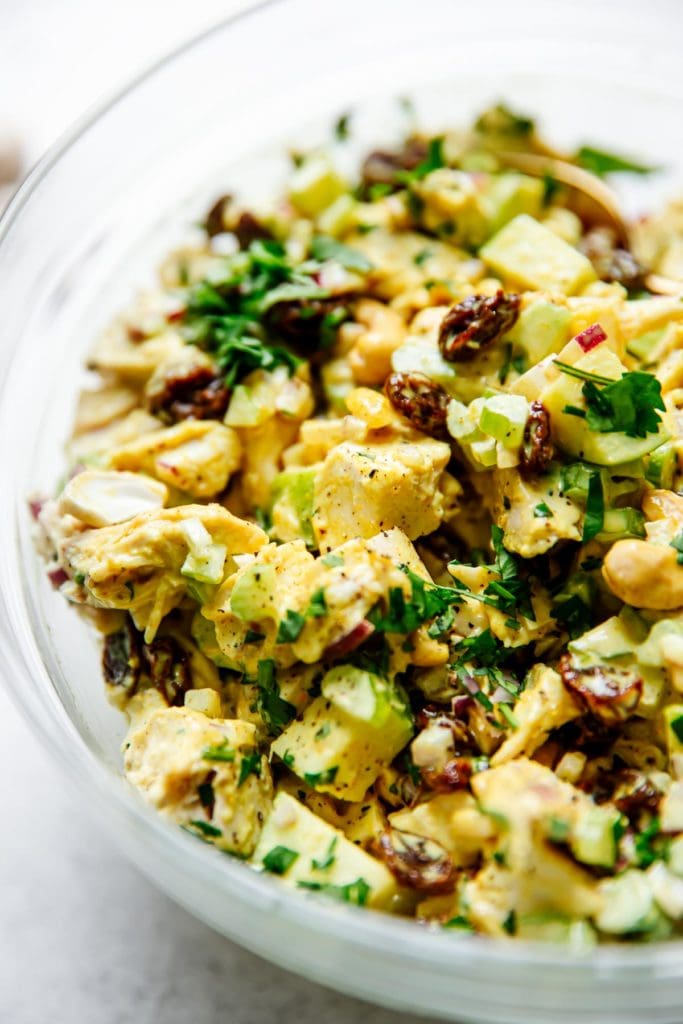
<box><xmin>451</xmin><ymin>695</ymin><xmax>472</xmax><ymax>717</ymax></box>
<box><xmin>28</xmin><ymin>498</ymin><xmax>44</xmax><ymax>521</ymax></box>
<box><xmin>575</xmin><ymin>322</ymin><xmax>607</xmax><ymax>352</ymax></box>
<box><xmin>324</xmin><ymin>619</ymin><xmax>374</xmax><ymax>660</ymax></box>
<box><xmin>47</xmin><ymin>567</ymin><xmax>68</xmax><ymax>588</ymax></box>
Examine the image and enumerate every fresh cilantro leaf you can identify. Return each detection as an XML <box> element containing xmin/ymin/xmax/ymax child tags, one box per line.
<box><xmin>534</xmin><ymin>502</ymin><xmax>553</xmax><ymax>518</ymax></box>
<box><xmin>453</xmin><ymin>629</ymin><xmax>506</xmax><ymax>668</ymax></box>
<box><xmin>306</xmin><ymin>588</ymin><xmax>328</xmax><ymax>619</ymax></box>
<box><xmin>368</xmin><ymin>566</ymin><xmax>461</xmax><ymax>634</ymax></box>
<box><xmin>670</xmin><ymin>714</ymin><xmax>683</xmax><ymax>743</ymax></box>
<box><xmin>276</xmin><ymin>609</ymin><xmax>306</xmax><ymax>643</ymax></box>
<box><xmin>297</xmin><ymin>877</ymin><xmax>371</xmax><ymax>906</ymax></box>
<box><xmin>486</xmin><ymin>525</ymin><xmax>534</xmax><ymax>621</ymax></box>
<box><xmin>670</xmin><ymin>532</ymin><xmax>683</xmax><ymax>565</ymax></box>
<box><xmin>552</xmin><ymin>594</ymin><xmax>593</xmax><ymax>639</ymax></box>
<box><xmin>310</xmin><ymin>235</ymin><xmax>373</xmax><ymax>273</ymax></box>
<box><xmin>244</xmin><ymin>628</ymin><xmax>265</xmax><ymax>645</ymax></box>
<box><xmin>186</xmin><ymin>820</ymin><xmax>222</xmax><ymax>838</ymax></box>
<box><xmin>237</xmin><ymin>751</ymin><xmax>262</xmax><ymax>788</ymax></box>
<box><xmin>442</xmin><ymin>916</ymin><xmax>475</xmax><ymax>932</ymax></box>
<box><xmin>312</xmin><ymin>837</ymin><xmax>338</xmax><ymax>872</ymax></box>
<box><xmin>582</xmin><ymin>471</ymin><xmax>604</xmax><ymax>542</ymax></box>
<box><xmin>254</xmin><ymin>659</ymin><xmax>296</xmax><ymax>734</ymax></box>
<box><xmin>634</xmin><ymin>817</ymin><xmax>670</xmax><ymax>868</ymax></box>
<box><xmin>334</xmin><ymin>112</ymin><xmax>351</xmax><ymax>141</ymax></box>
<box><xmin>397</xmin><ymin>136</ymin><xmax>445</xmax><ymax>184</ymax></box>
<box><xmin>201</xmin><ymin>740</ymin><xmax>236</xmax><ymax>763</ymax></box>
<box><xmin>575</xmin><ymin>145</ymin><xmax>658</xmax><ymax>178</ymax></box>
<box><xmin>197</xmin><ymin>781</ymin><xmax>215</xmax><ymax>813</ymax></box>
<box><xmin>263</xmin><ymin>845</ymin><xmax>299</xmax><ymax>875</ymax></box>
<box><xmin>554</xmin><ymin>362</ymin><xmax>664</xmax><ymax>438</ymax></box>
<box><xmin>304</xmin><ymin>766</ymin><xmax>338</xmax><ymax>788</ymax></box>
<box><xmin>474</xmin><ymin>104</ymin><xmax>534</xmax><ymax>138</ymax></box>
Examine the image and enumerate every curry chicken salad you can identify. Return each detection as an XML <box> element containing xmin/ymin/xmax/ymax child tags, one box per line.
<box><xmin>34</xmin><ymin>105</ymin><xmax>683</xmax><ymax>943</ymax></box>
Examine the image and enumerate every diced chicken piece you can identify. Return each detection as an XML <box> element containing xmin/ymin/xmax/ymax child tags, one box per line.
<box><xmin>491</xmin><ymin>665</ymin><xmax>582</xmax><ymax>765</ymax></box>
<box><xmin>389</xmin><ymin>792</ymin><xmax>495</xmax><ymax>867</ymax></box>
<box><xmin>88</xmin><ymin>322</ymin><xmax>187</xmax><ymax>383</ymax></box>
<box><xmin>491</xmin><ymin>469</ymin><xmax>581</xmax><ymax>557</ymax></box>
<box><xmin>72</xmin><ymin>385</ymin><xmax>140</xmax><ymax>435</ymax></box>
<box><xmin>107</xmin><ymin>420</ymin><xmax>242</xmax><ymax>499</ymax></box>
<box><xmin>124</xmin><ymin>705</ymin><xmax>272</xmax><ymax>856</ymax></box>
<box><xmin>313</xmin><ymin>438</ymin><xmax>450</xmax><ymax>551</ymax></box>
<box><xmin>59</xmin><ymin>470</ymin><xmax>168</xmax><ymax>527</ymax></box>
<box><xmin>61</xmin><ymin>504</ymin><xmax>266</xmax><ymax>638</ymax></box>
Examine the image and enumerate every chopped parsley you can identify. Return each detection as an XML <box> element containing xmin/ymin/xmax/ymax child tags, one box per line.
<box><xmin>334</xmin><ymin>112</ymin><xmax>351</xmax><ymax>141</ymax></box>
<box><xmin>555</xmin><ymin>361</ymin><xmax>664</xmax><ymax>438</ymax></box>
<box><xmin>201</xmin><ymin>740</ymin><xmax>236</xmax><ymax>763</ymax></box>
<box><xmin>186</xmin><ymin>820</ymin><xmax>222</xmax><ymax>838</ymax></box>
<box><xmin>368</xmin><ymin>566</ymin><xmax>461</xmax><ymax>634</ymax></box>
<box><xmin>297</xmin><ymin>877</ymin><xmax>371</xmax><ymax>906</ymax></box>
<box><xmin>442</xmin><ymin>915</ymin><xmax>475</xmax><ymax>932</ymax></box>
<box><xmin>670</xmin><ymin>714</ymin><xmax>683</xmax><ymax>743</ymax></box>
<box><xmin>244</xmin><ymin>628</ymin><xmax>265</xmax><ymax>645</ymax></box>
<box><xmin>670</xmin><ymin>532</ymin><xmax>683</xmax><ymax>565</ymax></box>
<box><xmin>197</xmin><ymin>781</ymin><xmax>215</xmax><ymax>813</ymax></box>
<box><xmin>552</xmin><ymin>593</ymin><xmax>593</xmax><ymax>639</ymax></box>
<box><xmin>310</xmin><ymin>235</ymin><xmax>373</xmax><ymax>273</ymax></box>
<box><xmin>498</xmin><ymin>343</ymin><xmax>526</xmax><ymax>385</ymax></box>
<box><xmin>311</xmin><ymin>837</ymin><xmax>338</xmax><ymax>871</ymax></box>
<box><xmin>254</xmin><ymin>659</ymin><xmax>296</xmax><ymax>734</ymax></box>
<box><xmin>276</xmin><ymin>609</ymin><xmax>306</xmax><ymax>643</ymax></box>
<box><xmin>533</xmin><ymin>502</ymin><xmax>553</xmax><ymax>518</ymax></box>
<box><xmin>397</xmin><ymin>136</ymin><xmax>445</xmax><ymax>184</ymax></box>
<box><xmin>306</xmin><ymin>588</ymin><xmax>328</xmax><ymax>619</ymax></box>
<box><xmin>575</xmin><ymin>145</ymin><xmax>658</xmax><ymax>178</ymax></box>
<box><xmin>634</xmin><ymin>817</ymin><xmax>670</xmax><ymax>869</ymax></box>
<box><xmin>262</xmin><ymin>845</ymin><xmax>299</xmax><ymax>875</ymax></box>
<box><xmin>485</xmin><ymin>525</ymin><xmax>534</xmax><ymax>621</ymax></box>
<box><xmin>304</xmin><ymin>766</ymin><xmax>339</xmax><ymax>788</ymax></box>
<box><xmin>582</xmin><ymin>470</ymin><xmax>604</xmax><ymax>542</ymax></box>
<box><xmin>237</xmin><ymin>751</ymin><xmax>262</xmax><ymax>788</ymax></box>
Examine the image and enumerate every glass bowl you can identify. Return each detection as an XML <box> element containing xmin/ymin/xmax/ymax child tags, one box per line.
<box><xmin>1</xmin><ymin>2</ymin><xmax>683</xmax><ymax>1021</ymax></box>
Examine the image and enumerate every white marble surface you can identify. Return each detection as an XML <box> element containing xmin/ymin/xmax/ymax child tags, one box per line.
<box><xmin>0</xmin><ymin>3</ymin><xmax>433</xmax><ymax>1022</ymax></box>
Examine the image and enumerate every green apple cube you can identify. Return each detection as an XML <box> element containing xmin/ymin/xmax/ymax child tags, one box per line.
<box><xmin>392</xmin><ymin>341</ymin><xmax>458</xmax><ymax>389</ymax></box>
<box><xmin>230</xmin><ymin>562</ymin><xmax>277</xmax><ymax>621</ymax></box>
<box><xmin>481</xmin><ymin>214</ymin><xmax>597</xmax><ymax>295</ymax></box>
<box><xmin>505</xmin><ymin>300</ymin><xmax>573</xmax><ymax>364</ymax></box>
<box><xmin>289</xmin><ymin>155</ymin><xmax>347</xmax><ymax>217</ymax></box>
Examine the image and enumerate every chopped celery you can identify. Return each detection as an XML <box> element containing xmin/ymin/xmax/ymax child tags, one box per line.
<box><xmin>478</xmin><ymin>393</ymin><xmax>530</xmax><ymax>448</ymax></box>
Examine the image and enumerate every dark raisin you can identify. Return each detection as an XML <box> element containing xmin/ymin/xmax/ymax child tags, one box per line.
<box><xmin>148</xmin><ymin>366</ymin><xmax>230</xmax><ymax>423</ymax></box>
<box><xmin>519</xmin><ymin>400</ymin><xmax>554</xmax><ymax>475</ymax></box>
<box><xmin>374</xmin><ymin>828</ymin><xmax>455</xmax><ymax>894</ymax></box>
<box><xmin>360</xmin><ymin>138</ymin><xmax>428</xmax><ymax>193</ymax></box>
<box><xmin>384</xmin><ymin>371</ymin><xmax>450</xmax><ymax>438</ymax></box>
<box><xmin>204</xmin><ymin>194</ymin><xmax>233</xmax><ymax>237</ymax></box>
<box><xmin>558</xmin><ymin>654</ymin><xmax>642</xmax><ymax>725</ymax></box>
<box><xmin>141</xmin><ymin>636</ymin><xmax>192</xmax><ymax>707</ymax></box>
<box><xmin>233</xmin><ymin>212</ymin><xmax>274</xmax><ymax>251</ymax></box>
<box><xmin>103</xmin><ymin>620</ymin><xmax>141</xmax><ymax>695</ymax></box>
<box><xmin>579</xmin><ymin>227</ymin><xmax>646</xmax><ymax>292</ymax></box>
<box><xmin>438</xmin><ymin>291</ymin><xmax>521</xmax><ymax>362</ymax></box>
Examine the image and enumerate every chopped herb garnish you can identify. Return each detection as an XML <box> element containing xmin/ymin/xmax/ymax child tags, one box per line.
<box><xmin>304</xmin><ymin>766</ymin><xmax>339</xmax><ymax>788</ymax></box>
<box><xmin>634</xmin><ymin>817</ymin><xmax>670</xmax><ymax>868</ymax></box>
<box><xmin>262</xmin><ymin>845</ymin><xmax>299</xmax><ymax>875</ymax></box>
<box><xmin>187</xmin><ymin>819</ymin><xmax>222</xmax><ymax>838</ymax></box>
<box><xmin>306</xmin><ymin>588</ymin><xmax>328</xmax><ymax>619</ymax></box>
<box><xmin>582</xmin><ymin>471</ymin><xmax>604</xmax><ymax>542</ymax></box>
<box><xmin>414</xmin><ymin>248</ymin><xmax>433</xmax><ymax>266</ymax></box>
<box><xmin>533</xmin><ymin>502</ymin><xmax>553</xmax><ymax>518</ymax></box>
<box><xmin>310</xmin><ymin>235</ymin><xmax>373</xmax><ymax>273</ymax></box>
<box><xmin>368</xmin><ymin>566</ymin><xmax>461</xmax><ymax>634</ymax></box>
<box><xmin>397</xmin><ymin>136</ymin><xmax>445</xmax><ymax>184</ymax></box>
<box><xmin>552</xmin><ymin>594</ymin><xmax>593</xmax><ymax>639</ymax></box>
<box><xmin>502</xmin><ymin>910</ymin><xmax>517</xmax><ymax>935</ymax></box>
<box><xmin>575</xmin><ymin>145</ymin><xmax>658</xmax><ymax>178</ymax></box>
<box><xmin>484</xmin><ymin>525</ymin><xmax>534</xmax><ymax>621</ymax></box>
<box><xmin>498</xmin><ymin>342</ymin><xmax>526</xmax><ymax>384</ymax></box>
<box><xmin>276</xmin><ymin>609</ymin><xmax>307</xmax><ymax>643</ymax></box>
<box><xmin>237</xmin><ymin>751</ymin><xmax>262</xmax><ymax>788</ymax></box>
<box><xmin>297</xmin><ymin>877</ymin><xmax>371</xmax><ymax>906</ymax></box>
<box><xmin>254</xmin><ymin>659</ymin><xmax>296</xmax><ymax>734</ymax></box>
<box><xmin>442</xmin><ymin>915</ymin><xmax>475</xmax><ymax>932</ymax></box>
<box><xmin>670</xmin><ymin>715</ymin><xmax>683</xmax><ymax>743</ymax></box>
<box><xmin>201</xmin><ymin>740</ymin><xmax>236</xmax><ymax>763</ymax></box>
<box><xmin>670</xmin><ymin>532</ymin><xmax>683</xmax><ymax>565</ymax></box>
<box><xmin>554</xmin><ymin>362</ymin><xmax>665</xmax><ymax>438</ymax></box>
<box><xmin>314</xmin><ymin>722</ymin><xmax>331</xmax><ymax>740</ymax></box>
<box><xmin>244</xmin><ymin>628</ymin><xmax>266</xmax><ymax>644</ymax></box>
<box><xmin>312</xmin><ymin>837</ymin><xmax>338</xmax><ymax>871</ymax></box>
<box><xmin>334</xmin><ymin>112</ymin><xmax>351</xmax><ymax>141</ymax></box>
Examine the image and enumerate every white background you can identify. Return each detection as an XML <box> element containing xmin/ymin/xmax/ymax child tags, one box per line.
<box><xmin>0</xmin><ymin>3</ymin><xmax>429</xmax><ymax>1022</ymax></box>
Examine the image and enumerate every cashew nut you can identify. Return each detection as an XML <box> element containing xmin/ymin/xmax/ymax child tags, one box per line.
<box><xmin>346</xmin><ymin>299</ymin><xmax>406</xmax><ymax>385</ymax></box>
